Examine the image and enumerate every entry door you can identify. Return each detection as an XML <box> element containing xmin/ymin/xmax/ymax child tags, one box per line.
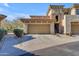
<box><xmin>54</xmin><ymin>24</ymin><xmax>59</xmax><ymax>33</ymax></box>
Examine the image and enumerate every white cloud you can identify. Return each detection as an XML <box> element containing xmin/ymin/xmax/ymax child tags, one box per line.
<box><xmin>4</xmin><ymin>3</ymin><xmax>10</xmax><ymax>7</ymax></box>
<box><xmin>15</xmin><ymin>13</ymin><xmax>30</xmax><ymax>18</ymax></box>
<box><xmin>5</xmin><ymin>13</ymin><xmax>30</xmax><ymax>21</ymax></box>
<box><xmin>0</xmin><ymin>7</ymin><xmax>30</xmax><ymax>21</ymax></box>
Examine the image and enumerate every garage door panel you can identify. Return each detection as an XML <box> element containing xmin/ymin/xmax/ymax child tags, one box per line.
<box><xmin>28</xmin><ymin>24</ymin><xmax>50</xmax><ymax>34</ymax></box>
<box><xmin>71</xmin><ymin>22</ymin><xmax>79</xmax><ymax>34</ymax></box>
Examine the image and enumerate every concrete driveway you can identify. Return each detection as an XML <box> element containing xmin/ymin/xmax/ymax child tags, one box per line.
<box><xmin>1</xmin><ymin>34</ymin><xmax>79</xmax><ymax>56</ymax></box>
<box><xmin>15</xmin><ymin>34</ymin><xmax>79</xmax><ymax>56</ymax></box>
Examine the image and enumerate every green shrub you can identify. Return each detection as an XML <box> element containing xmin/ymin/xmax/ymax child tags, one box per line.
<box><xmin>4</xmin><ymin>29</ymin><xmax>7</xmax><ymax>35</ymax></box>
<box><xmin>13</xmin><ymin>29</ymin><xmax>23</xmax><ymax>38</ymax></box>
<box><xmin>0</xmin><ymin>29</ymin><xmax>7</xmax><ymax>41</ymax></box>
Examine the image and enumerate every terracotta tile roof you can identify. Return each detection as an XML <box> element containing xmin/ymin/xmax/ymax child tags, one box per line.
<box><xmin>72</xmin><ymin>4</ymin><xmax>79</xmax><ymax>8</ymax></box>
<box><xmin>30</xmin><ymin>16</ymin><xmax>50</xmax><ymax>19</ymax></box>
<box><xmin>47</xmin><ymin>5</ymin><xmax>64</xmax><ymax>15</ymax></box>
<box><xmin>63</xmin><ymin>8</ymin><xmax>71</xmax><ymax>13</ymax></box>
<box><xmin>63</xmin><ymin>8</ymin><xmax>71</xmax><ymax>11</ymax></box>
<box><xmin>20</xmin><ymin>18</ymin><xmax>53</xmax><ymax>23</ymax></box>
<box><xmin>49</xmin><ymin>5</ymin><xmax>64</xmax><ymax>8</ymax></box>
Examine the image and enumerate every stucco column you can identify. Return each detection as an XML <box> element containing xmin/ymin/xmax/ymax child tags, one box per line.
<box><xmin>64</xmin><ymin>15</ymin><xmax>67</xmax><ymax>34</ymax></box>
<box><xmin>23</xmin><ymin>23</ymin><xmax>28</xmax><ymax>34</ymax></box>
<box><xmin>64</xmin><ymin>15</ymin><xmax>71</xmax><ymax>35</ymax></box>
<box><xmin>71</xmin><ymin>8</ymin><xmax>76</xmax><ymax>15</ymax></box>
<box><xmin>50</xmin><ymin>22</ymin><xmax>55</xmax><ymax>34</ymax></box>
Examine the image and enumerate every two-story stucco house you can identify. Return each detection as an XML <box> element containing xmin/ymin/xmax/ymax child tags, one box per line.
<box><xmin>20</xmin><ymin>4</ymin><xmax>79</xmax><ymax>35</ymax></box>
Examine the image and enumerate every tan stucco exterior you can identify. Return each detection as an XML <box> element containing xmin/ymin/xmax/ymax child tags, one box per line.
<box><xmin>23</xmin><ymin>22</ymin><xmax>54</xmax><ymax>34</ymax></box>
<box><xmin>20</xmin><ymin>4</ymin><xmax>79</xmax><ymax>35</ymax></box>
<box><xmin>64</xmin><ymin>15</ymin><xmax>79</xmax><ymax>34</ymax></box>
<box><xmin>50</xmin><ymin>22</ymin><xmax>54</xmax><ymax>34</ymax></box>
<box><xmin>23</xmin><ymin>23</ymin><xmax>28</xmax><ymax>33</ymax></box>
<box><xmin>28</xmin><ymin>24</ymin><xmax>50</xmax><ymax>34</ymax></box>
<box><xmin>71</xmin><ymin>8</ymin><xmax>76</xmax><ymax>15</ymax></box>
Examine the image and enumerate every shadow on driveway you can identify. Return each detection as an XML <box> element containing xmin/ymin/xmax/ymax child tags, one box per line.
<box><xmin>0</xmin><ymin>35</ymin><xmax>37</xmax><ymax>56</ymax></box>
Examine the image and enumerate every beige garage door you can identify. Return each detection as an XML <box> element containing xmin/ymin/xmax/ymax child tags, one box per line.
<box><xmin>28</xmin><ymin>24</ymin><xmax>50</xmax><ymax>34</ymax></box>
<box><xmin>71</xmin><ymin>22</ymin><xmax>79</xmax><ymax>34</ymax></box>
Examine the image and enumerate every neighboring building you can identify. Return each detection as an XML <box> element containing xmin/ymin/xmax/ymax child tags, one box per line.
<box><xmin>20</xmin><ymin>4</ymin><xmax>79</xmax><ymax>35</ymax></box>
<box><xmin>0</xmin><ymin>14</ymin><xmax>7</xmax><ymax>27</ymax></box>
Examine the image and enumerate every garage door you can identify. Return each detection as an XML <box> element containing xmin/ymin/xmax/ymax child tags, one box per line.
<box><xmin>71</xmin><ymin>22</ymin><xmax>79</xmax><ymax>34</ymax></box>
<box><xmin>28</xmin><ymin>24</ymin><xmax>50</xmax><ymax>34</ymax></box>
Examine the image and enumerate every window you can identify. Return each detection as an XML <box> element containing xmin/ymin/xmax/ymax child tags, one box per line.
<box><xmin>64</xmin><ymin>12</ymin><xmax>68</xmax><ymax>15</ymax></box>
<box><xmin>76</xmin><ymin>9</ymin><xmax>79</xmax><ymax>15</ymax></box>
<box><xmin>55</xmin><ymin>15</ymin><xmax>58</xmax><ymax>22</ymax></box>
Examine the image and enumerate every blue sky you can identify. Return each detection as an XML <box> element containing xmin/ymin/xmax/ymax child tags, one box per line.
<box><xmin>0</xmin><ymin>3</ymin><xmax>73</xmax><ymax>21</ymax></box>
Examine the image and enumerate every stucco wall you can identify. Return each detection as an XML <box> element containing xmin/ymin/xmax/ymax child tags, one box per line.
<box><xmin>23</xmin><ymin>23</ymin><xmax>28</xmax><ymax>33</ymax></box>
<box><xmin>64</xmin><ymin>15</ymin><xmax>79</xmax><ymax>34</ymax></box>
<box><xmin>23</xmin><ymin>22</ymin><xmax>55</xmax><ymax>34</ymax></box>
<box><xmin>47</xmin><ymin>9</ymin><xmax>53</xmax><ymax>19</ymax></box>
<box><xmin>47</xmin><ymin>9</ymin><xmax>52</xmax><ymax>16</ymax></box>
<box><xmin>50</xmin><ymin>22</ymin><xmax>54</xmax><ymax>34</ymax></box>
<box><xmin>71</xmin><ymin>8</ymin><xmax>76</xmax><ymax>15</ymax></box>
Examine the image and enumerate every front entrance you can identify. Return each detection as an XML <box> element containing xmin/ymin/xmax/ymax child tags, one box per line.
<box><xmin>54</xmin><ymin>23</ymin><xmax>59</xmax><ymax>33</ymax></box>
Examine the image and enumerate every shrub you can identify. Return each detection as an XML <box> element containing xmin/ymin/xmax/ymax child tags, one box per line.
<box><xmin>0</xmin><ymin>29</ymin><xmax>7</xmax><ymax>41</ymax></box>
<box><xmin>13</xmin><ymin>29</ymin><xmax>23</xmax><ymax>38</ymax></box>
<box><xmin>24</xmin><ymin>33</ymin><xmax>27</xmax><ymax>35</ymax></box>
<box><xmin>4</xmin><ymin>29</ymin><xmax>7</xmax><ymax>35</ymax></box>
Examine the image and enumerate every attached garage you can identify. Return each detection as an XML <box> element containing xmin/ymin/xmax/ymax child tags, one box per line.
<box><xmin>20</xmin><ymin>16</ymin><xmax>54</xmax><ymax>34</ymax></box>
<box><xmin>71</xmin><ymin>22</ymin><xmax>79</xmax><ymax>34</ymax></box>
<box><xmin>28</xmin><ymin>24</ymin><xmax>50</xmax><ymax>34</ymax></box>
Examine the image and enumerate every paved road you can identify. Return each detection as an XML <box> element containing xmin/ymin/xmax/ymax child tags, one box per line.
<box><xmin>32</xmin><ymin>41</ymin><xmax>79</xmax><ymax>56</ymax></box>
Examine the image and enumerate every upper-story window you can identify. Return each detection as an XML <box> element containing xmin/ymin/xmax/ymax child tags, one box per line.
<box><xmin>55</xmin><ymin>15</ymin><xmax>58</xmax><ymax>22</ymax></box>
<box><xmin>64</xmin><ymin>12</ymin><xmax>69</xmax><ymax>15</ymax></box>
<box><xmin>76</xmin><ymin>9</ymin><xmax>79</xmax><ymax>15</ymax></box>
